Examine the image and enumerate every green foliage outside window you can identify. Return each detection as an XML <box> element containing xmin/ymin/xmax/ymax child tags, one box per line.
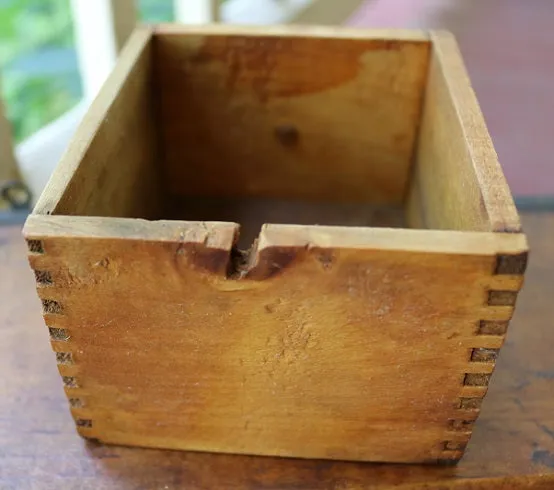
<box><xmin>0</xmin><ymin>0</ymin><xmax>79</xmax><ymax>142</ymax></box>
<box><xmin>0</xmin><ymin>0</ymin><xmax>175</xmax><ymax>143</ymax></box>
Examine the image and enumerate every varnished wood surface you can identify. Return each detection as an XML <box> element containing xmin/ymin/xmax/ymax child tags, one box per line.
<box><xmin>1</xmin><ymin>211</ymin><xmax>553</xmax><ymax>488</ymax></box>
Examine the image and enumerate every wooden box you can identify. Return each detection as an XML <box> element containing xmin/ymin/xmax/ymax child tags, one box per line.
<box><xmin>23</xmin><ymin>25</ymin><xmax>527</xmax><ymax>464</ymax></box>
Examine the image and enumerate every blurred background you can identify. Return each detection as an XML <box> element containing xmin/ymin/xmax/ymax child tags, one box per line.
<box><xmin>1</xmin><ymin>0</ymin><xmax>552</xmax><ymax>212</ymax></box>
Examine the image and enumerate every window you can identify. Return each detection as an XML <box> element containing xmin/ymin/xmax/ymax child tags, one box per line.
<box><xmin>0</xmin><ymin>0</ymin><xmax>81</xmax><ymax>142</ymax></box>
<box><xmin>138</xmin><ymin>0</ymin><xmax>174</xmax><ymax>22</ymax></box>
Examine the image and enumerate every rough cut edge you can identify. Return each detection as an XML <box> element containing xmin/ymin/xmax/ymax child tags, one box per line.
<box><xmin>429</xmin><ymin>31</ymin><xmax>522</xmax><ymax>234</ymax></box>
<box><xmin>31</xmin><ymin>26</ymin><xmax>154</xmax><ymax>217</ymax></box>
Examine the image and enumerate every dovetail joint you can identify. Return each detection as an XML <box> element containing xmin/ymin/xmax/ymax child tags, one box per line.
<box><xmin>49</xmin><ymin>327</ymin><xmax>70</xmax><ymax>341</ymax></box>
<box><xmin>69</xmin><ymin>398</ymin><xmax>84</xmax><ymax>408</ymax></box>
<box><xmin>495</xmin><ymin>252</ymin><xmax>528</xmax><ymax>275</ymax></box>
<box><xmin>470</xmin><ymin>348</ymin><xmax>499</xmax><ymax>363</ymax></box>
<box><xmin>34</xmin><ymin>270</ymin><xmax>53</xmax><ymax>285</ymax></box>
<box><xmin>446</xmin><ymin>251</ymin><xmax>526</xmax><ymax>456</ymax></box>
<box><xmin>459</xmin><ymin>397</ymin><xmax>482</xmax><ymax>410</ymax></box>
<box><xmin>443</xmin><ymin>441</ymin><xmax>467</xmax><ymax>452</ymax></box>
<box><xmin>26</xmin><ymin>239</ymin><xmax>44</xmax><ymax>254</ymax></box>
<box><xmin>488</xmin><ymin>290</ymin><xmax>518</xmax><ymax>306</ymax></box>
<box><xmin>448</xmin><ymin>419</ymin><xmax>474</xmax><ymax>432</ymax></box>
<box><xmin>42</xmin><ymin>299</ymin><xmax>63</xmax><ymax>314</ymax></box>
<box><xmin>56</xmin><ymin>352</ymin><xmax>73</xmax><ymax>364</ymax></box>
<box><xmin>27</xmin><ymin>242</ymin><xmax>92</xmax><ymax>435</ymax></box>
<box><xmin>62</xmin><ymin>376</ymin><xmax>79</xmax><ymax>388</ymax></box>
<box><xmin>478</xmin><ymin>320</ymin><xmax>508</xmax><ymax>336</ymax></box>
<box><xmin>463</xmin><ymin>373</ymin><xmax>492</xmax><ymax>387</ymax></box>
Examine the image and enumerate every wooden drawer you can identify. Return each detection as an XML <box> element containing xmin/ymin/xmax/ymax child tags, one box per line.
<box><xmin>23</xmin><ymin>25</ymin><xmax>527</xmax><ymax>464</ymax></box>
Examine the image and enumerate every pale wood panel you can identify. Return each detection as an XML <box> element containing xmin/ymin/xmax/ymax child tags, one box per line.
<box><xmin>33</xmin><ymin>27</ymin><xmax>161</xmax><ymax>219</ymax></box>
<box><xmin>24</xmin><ymin>214</ymin><xmax>527</xmax><ymax>463</ymax></box>
<box><xmin>153</xmin><ymin>25</ymin><xmax>430</xmax><ymax>204</ymax></box>
<box><xmin>407</xmin><ymin>32</ymin><xmax>521</xmax><ymax>233</ymax></box>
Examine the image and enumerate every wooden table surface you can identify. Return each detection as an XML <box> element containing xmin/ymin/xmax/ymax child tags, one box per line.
<box><xmin>1</xmin><ymin>212</ymin><xmax>553</xmax><ymax>489</ymax></box>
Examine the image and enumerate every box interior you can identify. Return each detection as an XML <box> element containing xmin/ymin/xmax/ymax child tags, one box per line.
<box><xmin>154</xmin><ymin>32</ymin><xmax>430</xmax><ymax>248</ymax></box>
<box><xmin>39</xmin><ymin>28</ymin><xmax>519</xmax><ymax>250</ymax></box>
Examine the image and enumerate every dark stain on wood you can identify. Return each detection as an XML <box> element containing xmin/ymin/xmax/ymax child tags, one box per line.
<box><xmin>275</xmin><ymin>124</ymin><xmax>300</xmax><ymax>147</ymax></box>
<box><xmin>246</xmin><ymin>246</ymin><xmax>301</xmax><ymax>280</ymax></box>
<box><xmin>495</xmin><ymin>251</ymin><xmax>528</xmax><ymax>275</ymax></box>
<box><xmin>194</xmin><ymin>36</ymin><xmax>416</xmax><ymax>102</ymax></box>
<box><xmin>189</xmin><ymin>244</ymin><xmax>231</xmax><ymax>276</ymax></box>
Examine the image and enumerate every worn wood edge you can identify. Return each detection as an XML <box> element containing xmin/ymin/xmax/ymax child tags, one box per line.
<box><xmin>436</xmin><ymin>233</ymin><xmax>528</xmax><ymax>463</ymax></box>
<box><xmin>153</xmin><ymin>23</ymin><xmax>430</xmax><ymax>42</ymax></box>
<box><xmin>429</xmin><ymin>31</ymin><xmax>521</xmax><ymax>234</ymax></box>
<box><xmin>24</xmin><ymin>215</ymin><xmax>240</xmax><ymax>278</ymax></box>
<box><xmin>24</xmin><ymin>215</ymin><xmax>528</xmax><ymax>257</ymax></box>
<box><xmin>258</xmin><ymin>223</ymin><xmax>528</xmax><ymax>256</ymax></box>
<box><xmin>23</xmin><ymin>214</ymin><xmax>237</xmax><ymax>246</ymax></box>
<box><xmin>32</xmin><ymin>26</ymin><xmax>153</xmax><ymax>216</ymax></box>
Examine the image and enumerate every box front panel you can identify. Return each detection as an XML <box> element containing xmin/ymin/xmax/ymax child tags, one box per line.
<box><xmin>24</xmin><ymin>221</ymin><xmax>526</xmax><ymax>463</ymax></box>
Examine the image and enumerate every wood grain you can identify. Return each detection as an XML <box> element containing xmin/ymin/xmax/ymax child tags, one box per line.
<box><xmin>0</xmin><ymin>211</ymin><xmax>551</xmax><ymax>488</ymax></box>
<box><xmin>23</xmin><ymin>213</ymin><xmax>526</xmax><ymax>463</ymax></box>
<box><xmin>406</xmin><ymin>32</ymin><xmax>521</xmax><ymax>233</ymax></box>
<box><xmin>32</xmin><ymin>27</ymin><xmax>161</xmax><ymax>219</ymax></box>
<box><xmin>153</xmin><ymin>25</ymin><xmax>430</xmax><ymax>204</ymax></box>
<box><xmin>19</xmin><ymin>25</ymin><xmax>528</xmax><ymax>467</ymax></box>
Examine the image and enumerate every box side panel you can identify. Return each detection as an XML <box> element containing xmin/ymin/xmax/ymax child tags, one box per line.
<box><xmin>23</xmin><ymin>216</ymin><xmax>527</xmax><ymax>463</ymax></box>
<box><xmin>407</xmin><ymin>31</ymin><xmax>521</xmax><ymax>233</ymax></box>
<box><xmin>33</xmin><ymin>27</ymin><xmax>163</xmax><ymax>220</ymax></box>
<box><xmin>154</xmin><ymin>26</ymin><xmax>430</xmax><ymax>204</ymax></box>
